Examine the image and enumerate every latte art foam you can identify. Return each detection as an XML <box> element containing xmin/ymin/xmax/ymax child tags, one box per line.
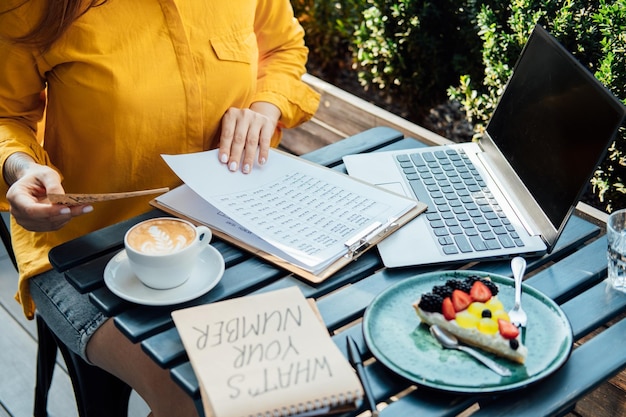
<box><xmin>127</xmin><ymin>219</ymin><xmax>195</xmax><ymax>255</ymax></box>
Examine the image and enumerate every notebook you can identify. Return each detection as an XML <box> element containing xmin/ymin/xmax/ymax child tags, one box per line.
<box><xmin>343</xmin><ymin>24</ymin><xmax>626</xmax><ymax>268</ymax></box>
<box><xmin>171</xmin><ymin>287</ymin><xmax>363</xmax><ymax>417</ymax></box>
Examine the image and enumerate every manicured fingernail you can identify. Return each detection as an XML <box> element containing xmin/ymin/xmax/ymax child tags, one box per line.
<box><xmin>229</xmin><ymin>161</ymin><xmax>237</xmax><ymax>171</ymax></box>
<box><xmin>83</xmin><ymin>205</ymin><xmax>94</xmax><ymax>214</ymax></box>
<box><xmin>242</xmin><ymin>164</ymin><xmax>250</xmax><ymax>174</ymax></box>
<box><xmin>220</xmin><ymin>153</ymin><xmax>228</xmax><ymax>163</ymax></box>
<box><xmin>60</xmin><ymin>207</ymin><xmax>70</xmax><ymax>215</ymax></box>
<box><xmin>259</xmin><ymin>157</ymin><xmax>267</xmax><ymax>165</ymax></box>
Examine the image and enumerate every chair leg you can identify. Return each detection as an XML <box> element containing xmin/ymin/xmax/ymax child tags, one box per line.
<box><xmin>58</xmin><ymin>343</ymin><xmax>132</xmax><ymax>417</ymax></box>
<box><xmin>34</xmin><ymin>314</ymin><xmax>59</xmax><ymax>417</ymax></box>
<box><xmin>35</xmin><ymin>315</ymin><xmax>133</xmax><ymax>417</ymax></box>
<box><xmin>0</xmin><ymin>212</ymin><xmax>17</xmax><ymax>270</ymax></box>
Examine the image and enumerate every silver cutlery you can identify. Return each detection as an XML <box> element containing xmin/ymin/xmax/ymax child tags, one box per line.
<box><xmin>509</xmin><ymin>256</ymin><xmax>528</xmax><ymax>338</ymax></box>
<box><xmin>429</xmin><ymin>325</ymin><xmax>512</xmax><ymax>377</ymax></box>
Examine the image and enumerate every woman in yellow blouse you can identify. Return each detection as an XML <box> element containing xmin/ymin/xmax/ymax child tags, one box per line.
<box><xmin>0</xmin><ymin>0</ymin><xmax>319</xmax><ymax>415</ymax></box>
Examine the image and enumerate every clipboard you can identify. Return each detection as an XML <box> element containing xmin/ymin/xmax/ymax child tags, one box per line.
<box><xmin>151</xmin><ymin>148</ymin><xmax>427</xmax><ymax>283</ymax></box>
<box><xmin>151</xmin><ymin>191</ymin><xmax>425</xmax><ymax>283</ymax></box>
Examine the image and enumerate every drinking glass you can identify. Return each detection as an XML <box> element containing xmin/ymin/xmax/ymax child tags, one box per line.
<box><xmin>607</xmin><ymin>209</ymin><xmax>626</xmax><ymax>292</ymax></box>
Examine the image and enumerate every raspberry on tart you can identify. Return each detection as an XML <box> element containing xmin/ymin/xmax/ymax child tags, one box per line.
<box><xmin>413</xmin><ymin>275</ymin><xmax>527</xmax><ymax>364</ymax></box>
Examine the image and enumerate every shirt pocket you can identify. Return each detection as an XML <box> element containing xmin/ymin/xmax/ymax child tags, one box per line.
<box><xmin>210</xmin><ymin>29</ymin><xmax>256</xmax><ymax>64</ymax></box>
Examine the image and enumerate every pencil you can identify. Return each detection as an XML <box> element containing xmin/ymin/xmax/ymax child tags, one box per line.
<box><xmin>346</xmin><ymin>336</ymin><xmax>379</xmax><ymax>417</ymax></box>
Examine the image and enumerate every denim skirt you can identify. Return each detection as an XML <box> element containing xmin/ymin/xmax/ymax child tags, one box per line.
<box><xmin>29</xmin><ymin>268</ymin><xmax>107</xmax><ymax>363</ymax></box>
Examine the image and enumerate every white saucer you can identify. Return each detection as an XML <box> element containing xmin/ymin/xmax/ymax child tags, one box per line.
<box><xmin>104</xmin><ymin>245</ymin><xmax>225</xmax><ymax>306</ymax></box>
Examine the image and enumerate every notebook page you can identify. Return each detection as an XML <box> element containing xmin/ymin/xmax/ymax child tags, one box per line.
<box><xmin>172</xmin><ymin>287</ymin><xmax>363</xmax><ymax>417</ymax></box>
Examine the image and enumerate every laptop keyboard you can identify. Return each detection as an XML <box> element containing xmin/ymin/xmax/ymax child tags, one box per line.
<box><xmin>396</xmin><ymin>149</ymin><xmax>525</xmax><ymax>255</ymax></box>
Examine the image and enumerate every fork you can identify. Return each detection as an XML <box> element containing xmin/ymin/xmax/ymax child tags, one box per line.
<box><xmin>509</xmin><ymin>257</ymin><xmax>528</xmax><ymax>338</ymax></box>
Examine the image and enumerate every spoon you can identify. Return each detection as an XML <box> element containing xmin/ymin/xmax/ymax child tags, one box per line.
<box><xmin>429</xmin><ymin>325</ymin><xmax>512</xmax><ymax>377</ymax></box>
<box><xmin>508</xmin><ymin>257</ymin><xmax>528</xmax><ymax>340</ymax></box>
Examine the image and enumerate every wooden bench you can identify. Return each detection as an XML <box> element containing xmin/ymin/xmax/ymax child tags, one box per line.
<box><xmin>280</xmin><ymin>74</ymin><xmax>452</xmax><ymax>155</ymax></box>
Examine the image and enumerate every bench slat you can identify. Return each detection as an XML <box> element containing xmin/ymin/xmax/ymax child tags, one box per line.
<box><xmin>473</xmin><ymin>317</ymin><xmax>626</xmax><ymax>417</ymax></box>
<box><xmin>526</xmin><ymin>236</ymin><xmax>608</xmax><ymax>303</ymax></box>
<box><xmin>562</xmin><ymin>279</ymin><xmax>626</xmax><ymax>340</ymax></box>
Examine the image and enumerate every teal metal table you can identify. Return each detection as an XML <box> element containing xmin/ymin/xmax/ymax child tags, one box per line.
<box><xmin>50</xmin><ymin>127</ymin><xmax>626</xmax><ymax>417</ymax></box>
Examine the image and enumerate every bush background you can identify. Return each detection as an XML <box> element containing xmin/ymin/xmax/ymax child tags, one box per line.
<box><xmin>291</xmin><ymin>0</ymin><xmax>626</xmax><ymax>213</ymax></box>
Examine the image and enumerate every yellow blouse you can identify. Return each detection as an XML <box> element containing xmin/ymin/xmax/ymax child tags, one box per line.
<box><xmin>0</xmin><ymin>0</ymin><xmax>320</xmax><ymax>318</ymax></box>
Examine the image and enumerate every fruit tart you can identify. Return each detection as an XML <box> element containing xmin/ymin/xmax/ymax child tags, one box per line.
<box><xmin>413</xmin><ymin>275</ymin><xmax>527</xmax><ymax>364</ymax></box>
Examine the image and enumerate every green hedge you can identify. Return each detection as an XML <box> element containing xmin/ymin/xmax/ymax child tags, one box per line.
<box><xmin>291</xmin><ymin>0</ymin><xmax>363</xmax><ymax>79</ymax></box>
<box><xmin>448</xmin><ymin>0</ymin><xmax>626</xmax><ymax>212</ymax></box>
<box><xmin>293</xmin><ymin>0</ymin><xmax>626</xmax><ymax>212</ymax></box>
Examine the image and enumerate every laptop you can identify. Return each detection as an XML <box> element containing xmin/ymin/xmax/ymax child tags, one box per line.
<box><xmin>343</xmin><ymin>24</ymin><xmax>626</xmax><ymax>268</ymax></box>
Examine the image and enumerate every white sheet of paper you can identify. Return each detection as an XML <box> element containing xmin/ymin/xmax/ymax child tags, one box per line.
<box><xmin>156</xmin><ymin>185</ymin><xmax>314</xmax><ymax>268</ymax></box>
<box><xmin>161</xmin><ymin>149</ymin><xmax>416</xmax><ymax>273</ymax></box>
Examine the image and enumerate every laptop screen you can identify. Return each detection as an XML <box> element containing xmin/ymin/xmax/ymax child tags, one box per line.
<box><xmin>486</xmin><ymin>25</ymin><xmax>625</xmax><ymax>230</ymax></box>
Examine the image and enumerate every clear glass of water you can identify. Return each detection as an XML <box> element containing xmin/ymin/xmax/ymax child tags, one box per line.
<box><xmin>607</xmin><ymin>209</ymin><xmax>626</xmax><ymax>292</ymax></box>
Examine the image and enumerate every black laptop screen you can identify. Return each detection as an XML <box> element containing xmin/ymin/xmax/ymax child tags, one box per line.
<box><xmin>486</xmin><ymin>25</ymin><xmax>625</xmax><ymax>230</ymax></box>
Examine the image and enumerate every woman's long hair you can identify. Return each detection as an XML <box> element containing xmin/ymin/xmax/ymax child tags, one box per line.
<box><xmin>4</xmin><ymin>0</ymin><xmax>107</xmax><ymax>50</ymax></box>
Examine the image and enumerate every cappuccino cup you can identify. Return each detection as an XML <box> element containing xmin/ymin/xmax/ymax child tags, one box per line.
<box><xmin>124</xmin><ymin>217</ymin><xmax>212</xmax><ymax>289</ymax></box>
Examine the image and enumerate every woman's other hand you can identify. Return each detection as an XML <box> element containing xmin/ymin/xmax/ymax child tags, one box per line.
<box><xmin>218</xmin><ymin>102</ymin><xmax>281</xmax><ymax>174</ymax></box>
<box><xmin>4</xmin><ymin>153</ymin><xmax>92</xmax><ymax>232</ymax></box>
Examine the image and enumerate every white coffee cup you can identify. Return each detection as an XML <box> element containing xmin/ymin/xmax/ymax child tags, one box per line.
<box><xmin>124</xmin><ymin>217</ymin><xmax>212</xmax><ymax>289</ymax></box>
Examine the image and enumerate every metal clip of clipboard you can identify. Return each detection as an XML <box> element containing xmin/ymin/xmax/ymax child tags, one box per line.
<box><xmin>344</xmin><ymin>218</ymin><xmax>399</xmax><ymax>260</ymax></box>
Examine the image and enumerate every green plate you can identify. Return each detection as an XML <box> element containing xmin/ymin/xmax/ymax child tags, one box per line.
<box><xmin>362</xmin><ymin>270</ymin><xmax>573</xmax><ymax>393</ymax></box>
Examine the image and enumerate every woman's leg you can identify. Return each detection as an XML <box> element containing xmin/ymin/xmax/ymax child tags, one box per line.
<box><xmin>87</xmin><ymin>319</ymin><xmax>198</xmax><ymax>417</ymax></box>
<box><xmin>30</xmin><ymin>270</ymin><xmax>198</xmax><ymax>417</ymax></box>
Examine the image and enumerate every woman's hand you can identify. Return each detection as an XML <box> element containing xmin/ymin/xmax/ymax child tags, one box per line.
<box><xmin>218</xmin><ymin>102</ymin><xmax>281</xmax><ymax>174</ymax></box>
<box><xmin>4</xmin><ymin>153</ymin><xmax>92</xmax><ymax>232</ymax></box>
